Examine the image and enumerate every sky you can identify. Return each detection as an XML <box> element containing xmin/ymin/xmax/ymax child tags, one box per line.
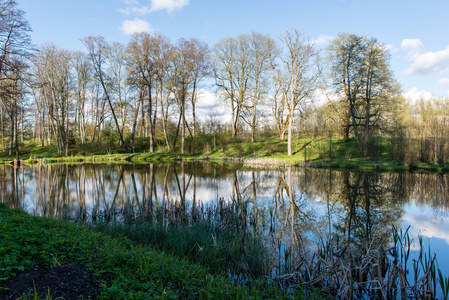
<box><xmin>16</xmin><ymin>0</ymin><xmax>449</xmax><ymax>105</ymax></box>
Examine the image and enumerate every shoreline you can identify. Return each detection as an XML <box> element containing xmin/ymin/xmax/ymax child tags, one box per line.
<box><xmin>2</xmin><ymin>152</ymin><xmax>449</xmax><ymax>173</ymax></box>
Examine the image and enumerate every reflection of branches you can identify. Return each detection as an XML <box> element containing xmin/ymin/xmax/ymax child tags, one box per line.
<box><xmin>280</xmin><ymin>225</ymin><xmax>443</xmax><ymax>300</ymax></box>
<box><xmin>9</xmin><ymin>166</ymin><xmax>18</xmax><ymax>208</ymax></box>
<box><xmin>232</xmin><ymin>170</ymin><xmax>249</xmax><ymax>231</ymax></box>
<box><xmin>91</xmin><ymin>167</ymin><xmax>104</xmax><ymax>221</ymax></box>
<box><xmin>150</xmin><ymin>164</ymin><xmax>157</xmax><ymax>213</ymax></box>
<box><xmin>251</xmin><ymin>171</ymin><xmax>259</xmax><ymax>227</ymax></box>
<box><xmin>162</xmin><ymin>164</ymin><xmax>170</xmax><ymax>208</ymax></box>
<box><xmin>109</xmin><ymin>166</ymin><xmax>124</xmax><ymax>218</ymax></box>
<box><xmin>345</xmin><ymin>172</ymin><xmax>362</xmax><ymax>248</ymax></box>
<box><xmin>174</xmin><ymin>162</ymin><xmax>192</xmax><ymax>211</ymax></box>
<box><xmin>269</xmin><ymin>168</ymin><xmax>319</xmax><ymax>276</ymax></box>
<box><xmin>334</xmin><ymin>172</ymin><xmax>392</xmax><ymax>254</ymax></box>
<box><xmin>130</xmin><ymin>167</ymin><xmax>139</xmax><ymax>206</ymax></box>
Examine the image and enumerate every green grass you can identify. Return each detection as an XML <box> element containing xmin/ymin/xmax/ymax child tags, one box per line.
<box><xmin>0</xmin><ymin>204</ymin><xmax>323</xmax><ymax>299</ymax></box>
<box><xmin>2</xmin><ymin>137</ymin><xmax>449</xmax><ymax>173</ymax></box>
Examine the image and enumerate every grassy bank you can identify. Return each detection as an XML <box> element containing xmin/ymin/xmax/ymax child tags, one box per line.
<box><xmin>1</xmin><ymin>137</ymin><xmax>449</xmax><ymax>172</ymax></box>
<box><xmin>0</xmin><ymin>204</ymin><xmax>322</xmax><ymax>299</ymax></box>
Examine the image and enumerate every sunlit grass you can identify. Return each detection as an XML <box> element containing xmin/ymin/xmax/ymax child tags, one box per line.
<box><xmin>1</xmin><ymin>136</ymin><xmax>448</xmax><ymax>172</ymax></box>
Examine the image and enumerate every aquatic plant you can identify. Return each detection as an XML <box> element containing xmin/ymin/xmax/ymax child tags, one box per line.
<box><xmin>275</xmin><ymin>225</ymin><xmax>449</xmax><ymax>299</ymax></box>
<box><xmin>71</xmin><ymin>194</ymin><xmax>449</xmax><ymax>299</ymax></box>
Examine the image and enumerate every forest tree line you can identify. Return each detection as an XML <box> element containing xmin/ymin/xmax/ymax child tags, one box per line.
<box><xmin>0</xmin><ymin>0</ymin><xmax>448</xmax><ymax>163</ymax></box>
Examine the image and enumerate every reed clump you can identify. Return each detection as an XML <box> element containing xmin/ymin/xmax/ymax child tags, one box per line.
<box><xmin>79</xmin><ymin>197</ymin><xmax>268</xmax><ymax>279</ymax></box>
<box><xmin>72</xmin><ymin>196</ymin><xmax>449</xmax><ymax>299</ymax></box>
<box><xmin>276</xmin><ymin>226</ymin><xmax>449</xmax><ymax>299</ymax></box>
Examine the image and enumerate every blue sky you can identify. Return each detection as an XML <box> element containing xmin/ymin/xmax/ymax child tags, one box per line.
<box><xmin>17</xmin><ymin>0</ymin><xmax>449</xmax><ymax>101</ymax></box>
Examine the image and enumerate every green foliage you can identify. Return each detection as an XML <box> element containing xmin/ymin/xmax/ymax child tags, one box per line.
<box><xmin>0</xmin><ymin>204</ymin><xmax>322</xmax><ymax>299</ymax></box>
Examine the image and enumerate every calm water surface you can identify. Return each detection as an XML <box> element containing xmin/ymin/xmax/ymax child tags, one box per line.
<box><xmin>1</xmin><ymin>162</ymin><xmax>449</xmax><ymax>281</ymax></box>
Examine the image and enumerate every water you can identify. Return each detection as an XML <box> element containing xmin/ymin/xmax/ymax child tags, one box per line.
<box><xmin>1</xmin><ymin>162</ymin><xmax>449</xmax><ymax>297</ymax></box>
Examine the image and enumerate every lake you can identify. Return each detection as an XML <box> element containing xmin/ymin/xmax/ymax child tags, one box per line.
<box><xmin>1</xmin><ymin>162</ymin><xmax>448</xmax><ymax>298</ymax></box>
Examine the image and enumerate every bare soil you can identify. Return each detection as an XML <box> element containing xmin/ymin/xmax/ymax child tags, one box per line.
<box><xmin>0</xmin><ymin>265</ymin><xmax>103</xmax><ymax>300</ymax></box>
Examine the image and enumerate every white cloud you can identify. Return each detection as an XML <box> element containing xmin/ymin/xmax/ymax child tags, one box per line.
<box><xmin>149</xmin><ymin>0</ymin><xmax>189</xmax><ymax>13</ymax></box>
<box><xmin>384</xmin><ymin>44</ymin><xmax>397</xmax><ymax>53</ymax></box>
<box><xmin>405</xmin><ymin>207</ymin><xmax>449</xmax><ymax>249</ymax></box>
<box><xmin>196</xmin><ymin>89</ymin><xmax>219</xmax><ymax>108</ymax></box>
<box><xmin>438</xmin><ymin>78</ymin><xmax>449</xmax><ymax>85</ymax></box>
<box><xmin>120</xmin><ymin>0</ymin><xmax>189</xmax><ymax>15</ymax></box>
<box><xmin>123</xmin><ymin>0</ymin><xmax>139</xmax><ymax>5</ymax></box>
<box><xmin>401</xmin><ymin>38</ymin><xmax>423</xmax><ymax>52</ymax></box>
<box><xmin>409</xmin><ymin>47</ymin><xmax>449</xmax><ymax>74</ymax></box>
<box><xmin>119</xmin><ymin>6</ymin><xmax>152</xmax><ymax>15</ymax></box>
<box><xmin>402</xmin><ymin>38</ymin><xmax>449</xmax><ymax>75</ymax></box>
<box><xmin>120</xmin><ymin>18</ymin><xmax>153</xmax><ymax>35</ymax></box>
<box><xmin>311</xmin><ymin>88</ymin><xmax>332</xmax><ymax>106</ymax></box>
<box><xmin>403</xmin><ymin>87</ymin><xmax>434</xmax><ymax>104</ymax></box>
<box><xmin>313</xmin><ymin>34</ymin><xmax>333</xmax><ymax>46</ymax></box>
<box><xmin>195</xmin><ymin>89</ymin><xmax>231</xmax><ymax>124</ymax></box>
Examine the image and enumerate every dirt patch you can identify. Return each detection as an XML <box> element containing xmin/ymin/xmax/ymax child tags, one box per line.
<box><xmin>0</xmin><ymin>265</ymin><xmax>103</xmax><ymax>300</ymax></box>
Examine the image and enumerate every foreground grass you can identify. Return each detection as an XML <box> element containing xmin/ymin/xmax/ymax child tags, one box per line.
<box><xmin>2</xmin><ymin>137</ymin><xmax>449</xmax><ymax>172</ymax></box>
<box><xmin>0</xmin><ymin>204</ymin><xmax>322</xmax><ymax>299</ymax></box>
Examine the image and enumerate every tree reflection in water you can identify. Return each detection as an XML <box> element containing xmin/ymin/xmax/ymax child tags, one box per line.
<box><xmin>1</xmin><ymin>163</ymin><xmax>449</xmax><ymax>298</ymax></box>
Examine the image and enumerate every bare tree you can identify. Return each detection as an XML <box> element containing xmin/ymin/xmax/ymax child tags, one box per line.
<box><xmin>212</xmin><ymin>35</ymin><xmax>253</xmax><ymax>138</ymax></box>
<box><xmin>107</xmin><ymin>42</ymin><xmax>131</xmax><ymax>139</ymax></box>
<box><xmin>0</xmin><ymin>0</ymin><xmax>31</xmax><ymax>79</ymax></box>
<box><xmin>31</xmin><ymin>44</ymin><xmax>73</xmax><ymax>156</ymax></box>
<box><xmin>73</xmin><ymin>51</ymin><xmax>91</xmax><ymax>144</ymax></box>
<box><xmin>327</xmin><ymin>33</ymin><xmax>399</xmax><ymax>157</ymax></box>
<box><xmin>184</xmin><ymin>38</ymin><xmax>210</xmax><ymax>137</ymax></box>
<box><xmin>82</xmin><ymin>36</ymin><xmax>128</xmax><ymax>151</ymax></box>
<box><xmin>273</xmin><ymin>29</ymin><xmax>320</xmax><ymax>156</ymax></box>
<box><xmin>126</xmin><ymin>32</ymin><xmax>170</xmax><ymax>152</ymax></box>
<box><xmin>171</xmin><ymin>37</ymin><xmax>209</xmax><ymax>153</ymax></box>
<box><xmin>243</xmin><ymin>32</ymin><xmax>275</xmax><ymax>142</ymax></box>
<box><xmin>88</xmin><ymin>77</ymin><xmax>107</xmax><ymax>142</ymax></box>
<box><xmin>0</xmin><ymin>56</ymin><xmax>25</xmax><ymax>158</ymax></box>
<box><xmin>155</xmin><ymin>38</ymin><xmax>175</xmax><ymax>152</ymax></box>
<box><xmin>0</xmin><ymin>0</ymin><xmax>31</xmax><ymax>158</ymax></box>
<box><xmin>271</xmin><ymin>78</ymin><xmax>289</xmax><ymax>141</ymax></box>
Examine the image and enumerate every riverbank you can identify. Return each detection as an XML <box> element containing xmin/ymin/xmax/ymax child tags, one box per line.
<box><xmin>1</xmin><ymin>138</ymin><xmax>449</xmax><ymax>173</ymax></box>
<box><xmin>0</xmin><ymin>204</ymin><xmax>322</xmax><ymax>299</ymax></box>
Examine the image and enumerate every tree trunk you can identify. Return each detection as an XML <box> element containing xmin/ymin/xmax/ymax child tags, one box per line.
<box><xmin>349</xmin><ymin>99</ymin><xmax>364</xmax><ymax>157</ymax></box>
<box><xmin>9</xmin><ymin>115</ymin><xmax>14</xmax><ymax>156</ymax></box>
<box><xmin>159</xmin><ymin>81</ymin><xmax>171</xmax><ymax>152</ymax></box>
<box><xmin>98</xmin><ymin>72</ymin><xmax>128</xmax><ymax>151</ymax></box>
<box><xmin>280</xmin><ymin>130</ymin><xmax>285</xmax><ymax>141</ymax></box>
<box><xmin>107</xmin><ymin>91</ymin><xmax>126</xmax><ymax>149</ymax></box>
<box><xmin>364</xmin><ymin>67</ymin><xmax>372</xmax><ymax>157</ymax></box>
<box><xmin>191</xmin><ymin>83</ymin><xmax>196</xmax><ymax>137</ymax></box>
<box><xmin>231</xmin><ymin>99</ymin><xmax>237</xmax><ymax>137</ymax></box>
<box><xmin>15</xmin><ymin>113</ymin><xmax>19</xmax><ymax>161</ymax></box>
<box><xmin>287</xmin><ymin>113</ymin><xmax>293</xmax><ymax>156</ymax></box>
<box><xmin>20</xmin><ymin>104</ymin><xmax>23</xmax><ymax>142</ymax></box>
<box><xmin>141</xmin><ymin>94</ymin><xmax>146</xmax><ymax>138</ymax></box>
<box><xmin>130</xmin><ymin>87</ymin><xmax>142</xmax><ymax>152</ymax></box>
<box><xmin>251</xmin><ymin>103</ymin><xmax>256</xmax><ymax>142</ymax></box>
<box><xmin>181</xmin><ymin>89</ymin><xmax>186</xmax><ymax>154</ymax></box>
<box><xmin>343</xmin><ymin>122</ymin><xmax>350</xmax><ymax>140</ymax></box>
<box><xmin>287</xmin><ymin>96</ymin><xmax>294</xmax><ymax>156</ymax></box>
<box><xmin>1</xmin><ymin>104</ymin><xmax>4</xmax><ymax>151</ymax></box>
<box><xmin>346</xmin><ymin>63</ymin><xmax>364</xmax><ymax>156</ymax></box>
<box><xmin>148</xmin><ymin>86</ymin><xmax>155</xmax><ymax>153</ymax></box>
